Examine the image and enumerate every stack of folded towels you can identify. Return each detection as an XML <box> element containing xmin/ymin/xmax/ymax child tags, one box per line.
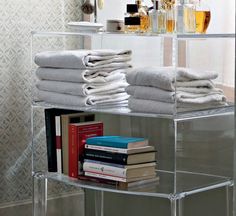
<box><xmin>126</xmin><ymin>67</ymin><xmax>227</xmax><ymax>114</ymax></box>
<box><xmin>34</xmin><ymin>49</ymin><xmax>132</xmax><ymax>107</ymax></box>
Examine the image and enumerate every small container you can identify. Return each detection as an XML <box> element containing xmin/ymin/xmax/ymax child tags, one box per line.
<box><xmin>107</xmin><ymin>20</ymin><xmax>124</xmax><ymax>32</ymax></box>
<box><xmin>124</xmin><ymin>4</ymin><xmax>141</xmax><ymax>33</ymax></box>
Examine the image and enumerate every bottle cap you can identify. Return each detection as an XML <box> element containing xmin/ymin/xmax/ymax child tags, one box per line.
<box><xmin>127</xmin><ymin>4</ymin><xmax>138</xmax><ymax>13</ymax></box>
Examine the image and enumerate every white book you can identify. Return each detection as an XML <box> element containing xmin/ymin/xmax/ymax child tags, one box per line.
<box><xmin>83</xmin><ymin>161</ymin><xmax>156</xmax><ymax>179</ymax></box>
<box><xmin>55</xmin><ymin>116</ymin><xmax>62</xmax><ymax>174</ymax></box>
<box><xmin>85</xmin><ymin>144</ymin><xmax>155</xmax><ymax>154</ymax></box>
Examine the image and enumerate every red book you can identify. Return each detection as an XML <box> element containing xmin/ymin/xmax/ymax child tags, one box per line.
<box><xmin>68</xmin><ymin>121</ymin><xmax>103</xmax><ymax>178</ymax></box>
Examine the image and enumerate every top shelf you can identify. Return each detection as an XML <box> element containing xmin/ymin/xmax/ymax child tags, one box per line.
<box><xmin>31</xmin><ymin>31</ymin><xmax>235</xmax><ymax>40</ymax></box>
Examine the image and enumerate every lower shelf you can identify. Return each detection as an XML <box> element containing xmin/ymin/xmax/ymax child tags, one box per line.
<box><xmin>38</xmin><ymin>170</ymin><xmax>233</xmax><ymax>200</ymax></box>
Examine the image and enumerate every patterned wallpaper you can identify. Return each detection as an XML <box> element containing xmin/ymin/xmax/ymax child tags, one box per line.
<box><xmin>0</xmin><ymin>0</ymin><xmax>82</xmax><ymax>206</ymax></box>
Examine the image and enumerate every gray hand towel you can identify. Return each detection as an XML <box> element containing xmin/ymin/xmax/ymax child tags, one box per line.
<box><xmin>36</xmin><ymin>67</ymin><xmax>130</xmax><ymax>83</ymax></box>
<box><xmin>36</xmin><ymin>80</ymin><xmax>128</xmax><ymax>96</ymax></box>
<box><xmin>37</xmin><ymin>90</ymin><xmax>130</xmax><ymax>107</ymax></box>
<box><xmin>126</xmin><ymin>85</ymin><xmax>226</xmax><ymax>104</ymax></box>
<box><xmin>128</xmin><ymin>97</ymin><xmax>227</xmax><ymax>115</ymax></box>
<box><xmin>35</xmin><ymin>49</ymin><xmax>132</xmax><ymax>69</ymax></box>
<box><xmin>126</xmin><ymin>67</ymin><xmax>218</xmax><ymax>91</ymax></box>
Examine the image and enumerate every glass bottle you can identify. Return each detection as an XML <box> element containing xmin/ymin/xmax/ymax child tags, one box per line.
<box><xmin>183</xmin><ymin>0</ymin><xmax>196</xmax><ymax>33</ymax></box>
<box><xmin>195</xmin><ymin>0</ymin><xmax>211</xmax><ymax>33</ymax></box>
<box><xmin>157</xmin><ymin>1</ymin><xmax>167</xmax><ymax>33</ymax></box>
<box><xmin>175</xmin><ymin>0</ymin><xmax>184</xmax><ymax>33</ymax></box>
<box><xmin>166</xmin><ymin>5</ymin><xmax>175</xmax><ymax>33</ymax></box>
<box><xmin>149</xmin><ymin>0</ymin><xmax>158</xmax><ymax>33</ymax></box>
<box><xmin>136</xmin><ymin>0</ymin><xmax>150</xmax><ymax>32</ymax></box>
<box><xmin>124</xmin><ymin>4</ymin><xmax>141</xmax><ymax>33</ymax></box>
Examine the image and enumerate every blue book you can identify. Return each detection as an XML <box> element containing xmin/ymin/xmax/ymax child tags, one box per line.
<box><xmin>86</xmin><ymin>136</ymin><xmax>148</xmax><ymax>149</ymax></box>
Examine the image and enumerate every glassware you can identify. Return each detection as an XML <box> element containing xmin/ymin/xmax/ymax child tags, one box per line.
<box><xmin>175</xmin><ymin>0</ymin><xmax>184</xmax><ymax>33</ymax></box>
<box><xmin>136</xmin><ymin>0</ymin><xmax>151</xmax><ymax>32</ymax></box>
<box><xmin>149</xmin><ymin>0</ymin><xmax>158</xmax><ymax>33</ymax></box>
<box><xmin>124</xmin><ymin>4</ymin><xmax>141</xmax><ymax>33</ymax></box>
<box><xmin>166</xmin><ymin>6</ymin><xmax>175</xmax><ymax>33</ymax></box>
<box><xmin>157</xmin><ymin>1</ymin><xmax>167</xmax><ymax>33</ymax></box>
<box><xmin>183</xmin><ymin>0</ymin><xmax>196</xmax><ymax>33</ymax></box>
<box><xmin>195</xmin><ymin>0</ymin><xmax>211</xmax><ymax>34</ymax></box>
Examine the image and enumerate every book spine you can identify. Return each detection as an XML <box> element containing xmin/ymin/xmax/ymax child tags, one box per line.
<box><xmin>68</xmin><ymin>124</ymin><xmax>78</xmax><ymax>178</ymax></box>
<box><xmin>86</xmin><ymin>139</ymin><xmax>128</xmax><ymax>148</ymax></box>
<box><xmin>85</xmin><ymin>171</ymin><xmax>127</xmax><ymax>182</ymax></box>
<box><xmin>77</xmin><ymin>125</ymin><xmax>103</xmax><ymax>176</ymax></box>
<box><xmin>45</xmin><ymin>109</ymin><xmax>57</xmax><ymax>172</ymax></box>
<box><xmin>69</xmin><ymin>122</ymin><xmax>103</xmax><ymax>178</ymax></box>
<box><xmin>85</xmin><ymin>144</ymin><xmax>128</xmax><ymax>154</ymax></box>
<box><xmin>84</xmin><ymin>149</ymin><xmax>128</xmax><ymax>165</ymax></box>
<box><xmin>55</xmin><ymin>116</ymin><xmax>62</xmax><ymax>174</ymax></box>
<box><xmin>83</xmin><ymin>162</ymin><xmax>127</xmax><ymax>178</ymax></box>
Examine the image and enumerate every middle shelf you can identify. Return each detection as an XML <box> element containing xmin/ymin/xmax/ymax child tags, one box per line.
<box><xmin>43</xmin><ymin>170</ymin><xmax>233</xmax><ymax>199</ymax></box>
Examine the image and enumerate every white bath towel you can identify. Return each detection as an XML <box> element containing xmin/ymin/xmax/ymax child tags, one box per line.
<box><xmin>128</xmin><ymin>97</ymin><xmax>227</xmax><ymax>115</ymax></box>
<box><xmin>126</xmin><ymin>67</ymin><xmax>218</xmax><ymax>91</ymax></box>
<box><xmin>36</xmin><ymin>80</ymin><xmax>128</xmax><ymax>96</ymax></box>
<box><xmin>36</xmin><ymin>67</ymin><xmax>130</xmax><ymax>83</ymax></box>
<box><xmin>126</xmin><ymin>85</ymin><xmax>226</xmax><ymax>104</ymax></box>
<box><xmin>35</xmin><ymin>49</ymin><xmax>132</xmax><ymax>69</ymax></box>
<box><xmin>37</xmin><ymin>90</ymin><xmax>130</xmax><ymax>107</ymax></box>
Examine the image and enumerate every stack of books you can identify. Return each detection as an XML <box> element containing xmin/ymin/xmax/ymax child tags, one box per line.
<box><xmin>81</xmin><ymin>136</ymin><xmax>158</xmax><ymax>187</ymax></box>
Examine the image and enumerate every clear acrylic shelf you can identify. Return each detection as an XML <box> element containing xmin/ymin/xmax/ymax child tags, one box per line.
<box><xmin>38</xmin><ymin>170</ymin><xmax>233</xmax><ymax>200</ymax></box>
<box><xmin>32</xmin><ymin>102</ymin><xmax>234</xmax><ymax>121</ymax></box>
<box><xmin>31</xmin><ymin>31</ymin><xmax>235</xmax><ymax>39</ymax></box>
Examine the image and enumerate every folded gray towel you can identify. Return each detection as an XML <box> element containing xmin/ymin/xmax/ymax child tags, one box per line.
<box><xmin>126</xmin><ymin>67</ymin><xmax>218</xmax><ymax>91</ymax></box>
<box><xmin>126</xmin><ymin>85</ymin><xmax>226</xmax><ymax>104</ymax></box>
<box><xmin>36</xmin><ymin>67</ymin><xmax>130</xmax><ymax>83</ymax></box>
<box><xmin>35</xmin><ymin>49</ymin><xmax>132</xmax><ymax>69</ymax></box>
<box><xmin>37</xmin><ymin>90</ymin><xmax>130</xmax><ymax>107</ymax></box>
<box><xmin>36</xmin><ymin>80</ymin><xmax>128</xmax><ymax>96</ymax></box>
<box><xmin>128</xmin><ymin>97</ymin><xmax>227</xmax><ymax>114</ymax></box>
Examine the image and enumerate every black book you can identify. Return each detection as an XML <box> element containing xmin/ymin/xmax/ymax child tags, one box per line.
<box><xmin>44</xmin><ymin>108</ymin><xmax>82</xmax><ymax>172</ymax></box>
<box><xmin>84</xmin><ymin>148</ymin><xmax>156</xmax><ymax>165</ymax></box>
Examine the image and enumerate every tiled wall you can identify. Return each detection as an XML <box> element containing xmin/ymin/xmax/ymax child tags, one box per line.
<box><xmin>0</xmin><ymin>0</ymin><xmax>82</xmax><ymax>208</ymax></box>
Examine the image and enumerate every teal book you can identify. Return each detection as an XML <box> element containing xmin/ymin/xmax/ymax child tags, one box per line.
<box><xmin>86</xmin><ymin>136</ymin><xmax>148</xmax><ymax>149</ymax></box>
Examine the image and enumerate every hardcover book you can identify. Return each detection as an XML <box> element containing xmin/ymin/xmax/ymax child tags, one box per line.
<box><xmin>44</xmin><ymin>108</ymin><xmax>80</xmax><ymax>172</ymax></box>
<box><xmin>61</xmin><ymin>113</ymin><xmax>95</xmax><ymax>174</ymax></box>
<box><xmin>85</xmin><ymin>144</ymin><xmax>155</xmax><ymax>154</ymax></box>
<box><xmin>86</xmin><ymin>136</ymin><xmax>148</xmax><ymax>149</ymax></box>
<box><xmin>84</xmin><ymin>149</ymin><xmax>156</xmax><ymax>165</ymax></box>
<box><xmin>83</xmin><ymin>161</ymin><xmax>156</xmax><ymax>178</ymax></box>
<box><xmin>68</xmin><ymin>121</ymin><xmax>103</xmax><ymax>178</ymax></box>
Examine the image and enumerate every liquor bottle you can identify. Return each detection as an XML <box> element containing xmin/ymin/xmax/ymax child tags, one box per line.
<box><xmin>136</xmin><ymin>0</ymin><xmax>150</xmax><ymax>32</ymax></box>
<box><xmin>183</xmin><ymin>0</ymin><xmax>196</xmax><ymax>33</ymax></box>
<box><xmin>195</xmin><ymin>0</ymin><xmax>211</xmax><ymax>33</ymax></box>
<box><xmin>124</xmin><ymin>4</ymin><xmax>141</xmax><ymax>33</ymax></box>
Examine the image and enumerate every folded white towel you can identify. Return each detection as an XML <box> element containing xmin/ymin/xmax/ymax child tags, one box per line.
<box><xmin>37</xmin><ymin>90</ymin><xmax>130</xmax><ymax>107</ymax></box>
<box><xmin>36</xmin><ymin>67</ymin><xmax>130</xmax><ymax>83</ymax></box>
<box><xmin>126</xmin><ymin>85</ymin><xmax>226</xmax><ymax>104</ymax></box>
<box><xmin>126</xmin><ymin>67</ymin><xmax>218</xmax><ymax>91</ymax></box>
<box><xmin>36</xmin><ymin>80</ymin><xmax>128</xmax><ymax>96</ymax></box>
<box><xmin>35</xmin><ymin>49</ymin><xmax>132</xmax><ymax>69</ymax></box>
<box><xmin>128</xmin><ymin>97</ymin><xmax>227</xmax><ymax>114</ymax></box>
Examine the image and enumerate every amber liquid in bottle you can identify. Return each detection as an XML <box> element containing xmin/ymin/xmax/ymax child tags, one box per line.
<box><xmin>195</xmin><ymin>11</ymin><xmax>211</xmax><ymax>33</ymax></box>
<box><xmin>167</xmin><ymin>20</ymin><xmax>175</xmax><ymax>33</ymax></box>
<box><xmin>140</xmin><ymin>15</ymin><xmax>150</xmax><ymax>32</ymax></box>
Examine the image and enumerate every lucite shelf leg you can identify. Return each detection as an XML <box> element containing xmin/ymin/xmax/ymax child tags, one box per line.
<box><xmin>170</xmin><ymin>197</ymin><xmax>184</xmax><ymax>216</ymax></box>
<box><xmin>94</xmin><ymin>190</ymin><xmax>104</xmax><ymax>216</ymax></box>
<box><xmin>226</xmin><ymin>185</ymin><xmax>230</xmax><ymax>216</ymax></box>
<box><xmin>33</xmin><ymin>172</ymin><xmax>48</xmax><ymax>216</ymax></box>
